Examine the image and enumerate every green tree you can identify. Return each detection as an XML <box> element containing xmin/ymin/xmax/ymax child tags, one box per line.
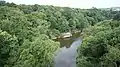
<box><xmin>77</xmin><ymin>21</ymin><xmax>120</xmax><ymax>67</ymax></box>
<box><xmin>0</xmin><ymin>30</ymin><xmax>18</xmax><ymax>67</ymax></box>
<box><xmin>113</xmin><ymin>11</ymin><xmax>120</xmax><ymax>20</ymax></box>
<box><xmin>6</xmin><ymin>35</ymin><xmax>59</xmax><ymax>67</ymax></box>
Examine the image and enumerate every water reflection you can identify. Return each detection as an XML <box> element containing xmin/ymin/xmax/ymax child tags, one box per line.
<box><xmin>56</xmin><ymin>37</ymin><xmax>74</xmax><ymax>48</ymax></box>
<box><xmin>54</xmin><ymin>37</ymin><xmax>82</xmax><ymax>67</ymax></box>
<box><xmin>54</xmin><ymin>32</ymin><xmax>81</xmax><ymax>48</ymax></box>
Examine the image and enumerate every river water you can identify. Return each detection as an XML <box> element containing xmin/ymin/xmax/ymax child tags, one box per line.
<box><xmin>54</xmin><ymin>32</ymin><xmax>82</xmax><ymax>67</ymax></box>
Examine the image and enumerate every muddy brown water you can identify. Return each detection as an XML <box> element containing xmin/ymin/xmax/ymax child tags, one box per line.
<box><xmin>54</xmin><ymin>32</ymin><xmax>82</xmax><ymax>67</ymax></box>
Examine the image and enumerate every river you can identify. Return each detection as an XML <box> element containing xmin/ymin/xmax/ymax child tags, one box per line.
<box><xmin>54</xmin><ymin>32</ymin><xmax>82</xmax><ymax>67</ymax></box>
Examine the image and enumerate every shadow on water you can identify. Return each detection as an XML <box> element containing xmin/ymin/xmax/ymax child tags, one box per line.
<box><xmin>54</xmin><ymin>32</ymin><xmax>82</xmax><ymax>67</ymax></box>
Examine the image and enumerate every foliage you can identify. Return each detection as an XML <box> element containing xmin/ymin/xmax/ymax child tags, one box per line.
<box><xmin>113</xmin><ymin>11</ymin><xmax>120</xmax><ymax>20</ymax></box>
<box><xmin>5</xmin><ymin>35</ymin><xmax>59</xmax><ymax>67</ymax></box>
<box><xmin>77</xmin><ymin>20</ymin><xmax>120</xmax><ymax>67</ymax></box>
<box><xmin>0</xmin><ymin>1</ymin><xmax>120</xmax><ymax>67</ymax></box>
<box><xmin>0</xmin><ymin>30</ymin><xmax>18</xmax><ymax>67</ymax></box>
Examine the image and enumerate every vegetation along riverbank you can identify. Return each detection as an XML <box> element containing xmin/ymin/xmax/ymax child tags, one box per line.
<box><xmin>0</xmin><ymin>1</ymin><xmax>120</xmax><ymax>67</ymax></box>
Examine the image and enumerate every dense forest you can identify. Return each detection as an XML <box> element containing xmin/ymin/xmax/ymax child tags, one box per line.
<box><xmin>0</xmin><ymin>0</ymin><xmax>120</xmax><ymax>67</ymax></box>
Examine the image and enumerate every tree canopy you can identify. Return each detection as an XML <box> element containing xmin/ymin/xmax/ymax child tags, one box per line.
<box><xmin>0</xmin><ymin>1</ymin><xmax>120</xmax><ymax>67</ymax></box>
